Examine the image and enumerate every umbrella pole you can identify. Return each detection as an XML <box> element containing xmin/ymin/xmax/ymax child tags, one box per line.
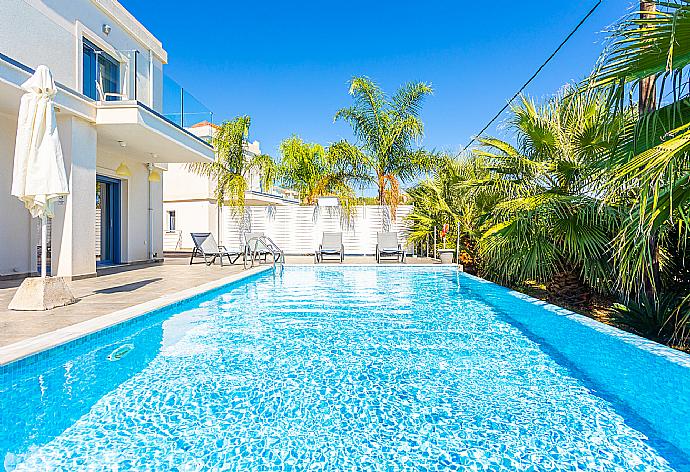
<box><xmin>41</xmin><ymin>216</ymin><xmax>47</xmax><ymax>278</ymax></box>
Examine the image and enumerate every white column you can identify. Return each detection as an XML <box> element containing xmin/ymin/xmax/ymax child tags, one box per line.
<box><xmin>51</xmin><ymin>116</ymin><xmax>97</xmax><ymax>278</ymax></box>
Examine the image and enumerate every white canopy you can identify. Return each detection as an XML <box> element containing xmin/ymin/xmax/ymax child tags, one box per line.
<box><xmin>11</xmin><ymin>65</ymin><xmax>69</xmax><ymax>218</ymax></box>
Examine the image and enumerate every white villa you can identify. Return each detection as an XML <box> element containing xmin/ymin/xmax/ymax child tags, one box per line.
<box><xmin>163</xmin><ymin>121</ymin><xmax>299</xmax><ymax>252</ymax></box>
<box><xmin>0</xmin><ymin>0</ymin><xmax>214</xmax><ymax>279</ymax></box>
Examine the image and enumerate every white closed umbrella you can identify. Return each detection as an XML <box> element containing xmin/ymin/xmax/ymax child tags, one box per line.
<box><xmin>11</xmin><ymin>65</ymin><xmax>69</xmax><ymax>278</ymax></box>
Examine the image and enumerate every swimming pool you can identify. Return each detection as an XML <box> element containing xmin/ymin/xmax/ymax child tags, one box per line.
<box><xmin>1</xmin><ymin>266</ymin><xmax>689</xmax><ymax>470</ymax></box>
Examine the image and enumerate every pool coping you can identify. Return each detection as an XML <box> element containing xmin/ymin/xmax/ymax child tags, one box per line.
<box><xmin>0</xmin><ymin>266</ymin><xmax>272</xmax><ymax>366</ymax></box>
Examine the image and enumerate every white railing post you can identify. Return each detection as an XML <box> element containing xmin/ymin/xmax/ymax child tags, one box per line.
<box><xmin>433</xmin><ymin>226</ymin><xmax>437</xmax><ymax>260</ymax></box>
<box><xmin>456</xmin><ymin>221</ymin><xmax>460</xmax><ymax>264</ymax></box>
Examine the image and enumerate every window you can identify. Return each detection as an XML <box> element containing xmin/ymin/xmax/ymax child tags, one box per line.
<box><xmin>82</xmin><ymin>38</ymin><xmax>120</xmax><ymax>100</ymax></box>
<box><xmin>168</xmin><ymin>211</ymin><xmax>176</xmax><ymax>231</ymax></box>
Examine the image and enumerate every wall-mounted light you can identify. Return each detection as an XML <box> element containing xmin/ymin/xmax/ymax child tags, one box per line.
<box><xmin>148</xmin><ymin>170</ymin><xmax>161</xmax><ymax>182</ymax></box>
<box><xmin>147</xmin><ymin>163</ymin><xmax>161</xmax><ymax>182</ymax></box>
<box><xmin>118</xmin><ymin>140</ymin><xmax>127</xmax><ymax>148</ymax></box>
<box><xmin>115</xmin><ymin>161</ymin><xmax>131</xmax><ymax>177</ymax></box>
<box><xmin>102</xmin><ymin>24</ymin><xmax>112</xmax><ymax>35</ymax></box>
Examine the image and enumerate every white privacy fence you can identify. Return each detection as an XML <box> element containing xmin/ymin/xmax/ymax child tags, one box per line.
<box><xmin>222</xmin><ymin>205</ymin><xmax>413</xmax><ymax>255</ymax></box>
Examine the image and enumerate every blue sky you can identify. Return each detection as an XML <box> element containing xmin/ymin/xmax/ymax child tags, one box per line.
<box><xmin>122</xmin><ymin>0</ymin><xmax>634</xmax><ymax>160</ymax></box>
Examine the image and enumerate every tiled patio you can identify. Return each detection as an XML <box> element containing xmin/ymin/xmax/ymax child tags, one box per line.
<box><xmin>0</xmin><ymin>255</ymin><xmax>437</xmax><ymax>348</ymax></box>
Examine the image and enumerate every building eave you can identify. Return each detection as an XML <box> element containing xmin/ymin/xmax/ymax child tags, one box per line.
<box><xmin>90</xmin><ymin>0</ymin><xmax>168</xmax><ymax>63</ymax></box>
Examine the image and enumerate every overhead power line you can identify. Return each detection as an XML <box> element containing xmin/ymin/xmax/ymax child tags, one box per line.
<box><xmin>463</xmin><ymin>0</ymin><xmax>604</xmax><ymax>151</ymax></box>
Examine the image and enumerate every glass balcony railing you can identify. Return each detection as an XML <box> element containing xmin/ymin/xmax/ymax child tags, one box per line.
<box><xmin>163</xmin><ymin>74</ymin><xmax>214</xmax><ymax>128</ymax></box>
<box><xmin>83</xmin><ymin>47</ymin><xmax>215</xmax><ymax>142</ymax></box>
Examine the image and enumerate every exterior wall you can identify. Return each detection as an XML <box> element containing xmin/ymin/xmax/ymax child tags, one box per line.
<box><xmin>151</xmin><ymin>175</ymin><xmax>164</xmax><ymax>258</ymax></box>
<box><xmin>1</xmin><ymin>107</ymin><xmax>166</xmax><ymax>277</ymax></box>
<box><xmin>0</xmin><ymin>1</ymin><xmax>204</xmax><ymax>277</ymax></box>
<box><xmin>162</xmin><ymin>162</ymin><xmax>215</xmax><ymax>250</ymax></box>
<box><xmin>163</xmin><ymin>139</ymin><xmax>303</xmax><ymax>251</ymax></box>
<box><xmin>0</xmin><ymin>0</ymin><xmax>165</xmax><ymax>107</ymax></box>
<box><xmin>97</xmin><ymin>152</ymin><xmax>164</xmax><ymax>263</ymax></box>
<box><xmin>0</xmin><ymin>113</ymin><xmax>32</xmax><ymax>276</ymax></box>
<box><xmin>164</xmin><ymin>163</ymin><xmax>213</xmax><ymax>201</ymax></box>
<box><xmin>163</xmin><ymin>200</ymin><xmax>218</xmax><ymax>251</ymax></box>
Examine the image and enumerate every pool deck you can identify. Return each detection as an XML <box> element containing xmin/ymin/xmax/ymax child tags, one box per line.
<box><xmin>0</xmin><ymin>256</ymin><xmax>437</xmax><ymax>363</ymax></box>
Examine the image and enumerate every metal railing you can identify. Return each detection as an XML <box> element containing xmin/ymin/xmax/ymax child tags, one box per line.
<box><xmin>243</xmin><ymin>236</ymin><xmax>285</xmax><ymax>273</ymax></box>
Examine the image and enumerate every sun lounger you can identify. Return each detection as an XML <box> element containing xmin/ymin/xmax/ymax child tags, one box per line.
<box><xmin>376</xmin><ymin>232</ymin><xmax>405</xmax><ymax>263</ymax></box>
<box><xmin>316</xmin><ymin>232</ymin><xmax>344</xmax><ymax>263</ymax></box>
<box><xmin>190</xmin><ymin>232</ymin><xmax>241</xmax><ymax>266</ymax></box>
<box><xmin>244</xmin><ymin>232</ymin><xmax>273</xmax><ymax>262</ymax></box>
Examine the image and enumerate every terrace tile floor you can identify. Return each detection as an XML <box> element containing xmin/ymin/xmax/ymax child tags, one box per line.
<box><xmin>0</xmin><ymin>256</ymin><xmax>437</xmax><ymax>348</ymax></box>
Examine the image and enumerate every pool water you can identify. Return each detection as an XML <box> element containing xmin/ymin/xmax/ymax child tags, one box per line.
<box><xmin>1</xmin><ymin>267</ymin><xmax>689</xmax><ymax>471</ymax></box>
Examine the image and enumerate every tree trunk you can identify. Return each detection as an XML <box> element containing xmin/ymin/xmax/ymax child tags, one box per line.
<box><xmin>640</xmin><ymin>0</ymin><xmax>661</xmax><ymax>300</ymax></box>
<box><xmin>546</xmin><ymin>268</ymin><xmax>592</xmax><ymax>309</ymax></box>
<box><xmin>639</xmin><ymin>1</ymin><xmax>657</xmax><ymax>115</ymax></box>
<box><xmin>377</xmin><ymin>173</ymin><xmax>385</xmax><ymax>206</ymax></box>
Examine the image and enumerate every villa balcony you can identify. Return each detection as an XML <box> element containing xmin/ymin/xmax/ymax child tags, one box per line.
<box><xmin>0</xmin><ymin>51</ymin><xmax>214</xmax><ymax>165</ymax></box>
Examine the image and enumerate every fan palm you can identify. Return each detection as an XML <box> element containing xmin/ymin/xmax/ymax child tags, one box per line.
<box><xmin>407</xmin><ymin>155</ymin><xmax>498</xmax><ymax>267</ymax></box>
<box><xmin>187</xmin><ymin>115</ymin><xmax>275</xmax><ymax>210</ymax></box>
<box><xmin>334</xmin><ymin>77</ymin><xmax>435</xmax><ymax>213</ymax></box>
<box><xmin>589</xmin><ymin>1</ymin><xmax>690</xmax><ymax>301</ymax></box>
<box><xmin>474</xmin><ymin>90</ymin><xmax>625</xmax><ymax>292</ymax></box>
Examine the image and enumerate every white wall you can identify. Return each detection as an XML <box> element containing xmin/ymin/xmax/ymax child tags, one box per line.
<box><xmin>0</xmin><ymin>0</ymin><xmax>165</xmax><ymax>106</ymax></box>
<box><xmin>221</xmin><ymin>205</ymin><xmax>413</xmax><ymax>255</ymax></box>
<box><xmin>163</xmin><ymin>200</ymin><xmax>218</xmax><ymax>251</ymax></box>
<box><xmin>164</xmin><ymin>163</ymin><xmax>213</xmax><ymax>201</ymax></box>
<box><xmin>0</xmin><ymin>113</ymin><xmax>32</xmax><ymax>276</ymax></box>
<box><xmin>96</xmin><ymin>152</ymin><xmax>164</xmax><ymax>263</ymax></box>
<box><xmin>0</xmin><ymin>1</ymin><xmax>196</xmax><ymax>278</ymax></box>
<box><xmin>1</xmin><ymin>111</ymin><xmax>166</xmax><ymax>277</ymax></box>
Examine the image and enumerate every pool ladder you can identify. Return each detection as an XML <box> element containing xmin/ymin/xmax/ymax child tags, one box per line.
<box><xmin>243</xmin><ymin>235</ymin><xmax>285</xmax><ymax>273</ymax></box>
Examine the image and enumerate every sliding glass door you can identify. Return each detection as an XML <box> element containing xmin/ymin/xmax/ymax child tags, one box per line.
<box><xmin>96</xmin><ymin>176</ymin><xmax>121</xmax><ymax>265</ymax></box>
<box><xmin>82</xmin><ymin>38</ymin><xmax>120</xmax><ymax>101</ymax></box>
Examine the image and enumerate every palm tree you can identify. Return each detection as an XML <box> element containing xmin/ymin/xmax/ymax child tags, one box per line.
<box><xmin>588</xmin><ymin>1</ymin><xmax>690</xmax><ymax>295</ymax></box>
<box><xmin>276</xmin><ymin>136</ymin><xmax>367</xmax><ymax>205</ymax></box>
<box><xmin>334</xmin><ymin>77</ymin><xmax>435</xmax><ymax>212</ymax></box>
<box><xmin>188</xmin><ymin>115</ymin><xmax>275</xmax><ymax>210</ymax></box>
<box><xmin>587</xmin><ymin>0</ymin><xmax>690</xmax><ymax>340</ymax></box>
<box><xmin>407</xmin><ymin>155</ymin><xmax>498</xmax><ymax>269</ymax></box>
<box><xmin>473</xmin><ymin>91</ymin><xmax>626</xmax><ymax>303</ymax></box>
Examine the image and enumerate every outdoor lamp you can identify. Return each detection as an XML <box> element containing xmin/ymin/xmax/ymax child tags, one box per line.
<box><xmin>115</xmin><ymin>161</ymin><xmax>131</xmax><ymax>177</ymax></box>
<box><xmin>147</xmin><ymin>163</ymin><xmax>161</xmax><ymax>182</ymax></box>
<box><xmin>148</xmin><ymin>169</ymin><xmax>161</xmax><ymax>182</ymax></box>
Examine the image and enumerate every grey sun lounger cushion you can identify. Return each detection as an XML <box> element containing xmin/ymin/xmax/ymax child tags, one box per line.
<box><xmin>376</xmin><ymin>232</ymin><xmax>405</xmax><ymax>263</ymax></box>
<box><xmin>316</xmin><ymin>232</ymin><xmax>344</xmax><ymax>263</ymax></box>
<box><xmin>190</xmin><ymin>232</ymin><xmax>241</xmax><ymax>266</ymax></box>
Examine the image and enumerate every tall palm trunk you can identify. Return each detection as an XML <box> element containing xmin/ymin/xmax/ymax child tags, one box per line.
<box><xmin>639</xmin><ymin>1</ymin><xmax>657</xmax><ymax>115</ymax></box>
<box><xmin>639</xmin><ymin>0</ymin><xmax>661</xmax><ymax>299</ymax></box>
<box><xmin>377</xmin><ymin>172</ymin><xmax>386</xmax><ymax>205</ymax></box>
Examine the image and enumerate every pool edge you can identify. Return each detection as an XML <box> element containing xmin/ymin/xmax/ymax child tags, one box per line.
<box><xmin>0</xmin><ymin>266</ymin><xmax>272</xmax><ymax>366</ymax></box>
<box><xmin>458</xmin><ymin>271</ymin><xmax>690</xmax><ymax>368</ymax></box>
